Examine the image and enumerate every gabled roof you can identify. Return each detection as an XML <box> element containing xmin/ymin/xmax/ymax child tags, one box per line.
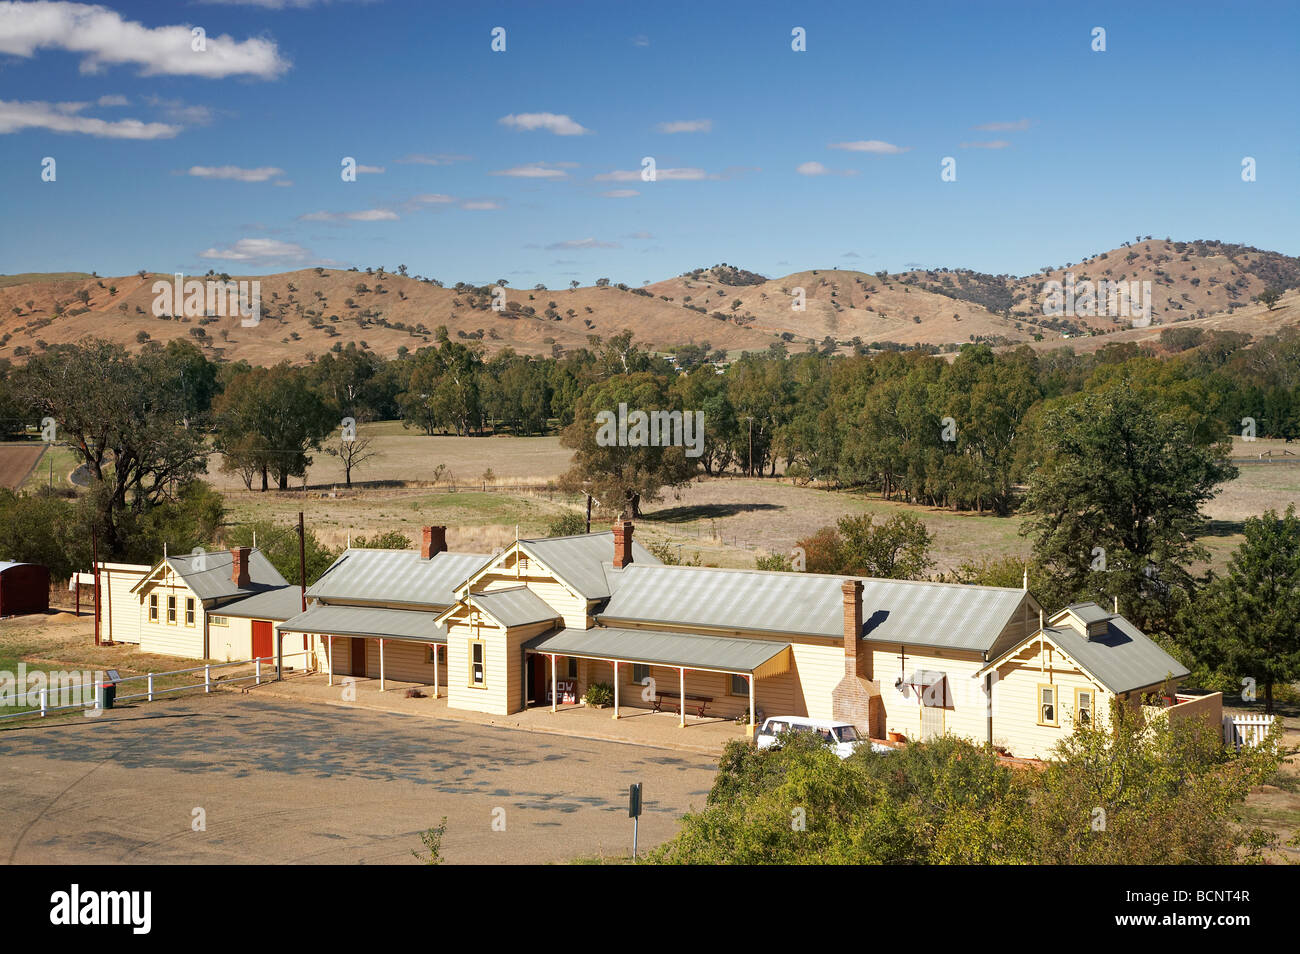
<box><xmin>983</xmin><ymin>616</ymin><xmax>1191</xmax><ymax>695</ymax></box>
<box><xmin>277</xmin><ymin>603</ymin><xmax>446</xmax><ymax>644</ymax></box>
<box><xmin>308</xmin><ymin>549</ymin><xmax>492</xmax><ymax>608</ymax></box>
<box><xmin>468</xmin><ymin>586</ymin><xmax>560</xmax><ymax>629</ymax></box>
<box><xmin>461</xmin><ymin>532</ymin><xmax>661</xmax><ymax>601</ymax></box>
<box><xmin>1062</xmin><ymin>602</ymin><xmax>1115</xmax><ymax>626</ymax></box>
<box><xmin>217</xmin><ymin>585</ymin><xmax>304</xmax><ymax>622</ymax></box>
<box><xmin>598</xmin><ymin>563</ymin><xmax>1029</xmax><ymax>651</ymax></box>
<box><xmin>131</xmin><ymin>549</ymin><xmax>289</xmax><ymax>603</ymax></box>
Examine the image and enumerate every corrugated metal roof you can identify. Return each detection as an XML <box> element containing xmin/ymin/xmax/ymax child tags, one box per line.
<box><xmin>0</xmin><ymin>562</ymin><xmax>35</xmax><ymax>572</ymax></box>
<box><xmin>1042</xmin><ymin>620</ymin><xmax>1190</xmax><ymax>694</ymax></box>
<box><xmin>1065</xmin><ymin>602</ymin><xmax>1114</xmax><ymax>625</ymax></box>
<box><xmin>216</xmin><ymin>585</ymin><xmax>303</xmax><ymax>621</ymax></box>
<box><xmin>598</xmin><ymin>564</ymin><xmax>1028</xmax><ymax>652</ymax></box>
<box><xmin>159</xmin><ymin>549</ymin><xmax>289</xmax><ymax>602</ymax></box>
<box><xmin>470</xmin><ymin>586</ymin><xmax>560</xmax><ymax>628</ymax></box>
<box><xmin>526</xmin><ymin>625</ymin><xmax>789</xmax><ymax>673</ymax></box>
<box><xmin>517</xmin><ymin>532</ymin><xmax>660</xmax><ymax>599</ymax></box>
<box><xmin>277</xmin><ymin>603</ymin><xmax>446</xmax><ymax>643</ymax></box>
<box><xmin>308</xmin><ymin>549</ymin><xmax>491</xmax><ymax>607</ymax></box>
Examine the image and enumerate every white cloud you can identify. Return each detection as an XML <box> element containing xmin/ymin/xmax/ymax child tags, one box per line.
<box><xmin>547</xmin><ymin>238</ymin><xmax>620</xmax><ymax>250</ymax></box>
<box><xmin>960</xmin><ymin>140</ymin><xmax>1011</xmax><ymax>149</ymax></box>
<box><xmin>300</xmin><ymin>208</ymin><xmax>399</xmax><ymax>222</ymax></box>
<box><xmin>601</xmin><ymin>189</ymin><xmax>639</xmax><ymax>198</ymax></box>
<box><xmin>490</xmin><ymin>163</ymin><xmax>570</xmax><ymax>179</ymax></box>
<box><xmin>656</xmin><ymin>119</ymin><xmax>712</xmax><ymax>134</ymax></box>
<box><xmin>459</xmin><ymin>200</ymin><xmax>501</xmax><ymax>210</ymax></box>
<box><xmin>96</xmin><ymin>93</ymin><xmax>128</xmax><ymax>106</ymax></box>
<box><xmin>498</xmin><ymin>112</ymin><xmax>591</xmax><ymax>135</ymax></box>
<box><xmin>186</xmin><ymin>164</ymin><xmax>285</xmax><ymax>182</ymax></box>
<box><xmin>198</xmin><ymin>237</ymin><xmax>313</xmax><ymax>263</ymax></box>
<box><xmin>408</xmin><ymin>193</ymin><xmax>456</xmax><ymax>205</ymax></box>
<box><xmin>972</xmin><ymin>118</ymin><xmax>1032</xmax><ymax>131</ymax></box>
<box><xmin>0</xmin><ymin>1</ymin><xmax>289</xmax><ymax>78</ymax></box>
<box><xmin>828</xmin><ymin>140</ymin><xmax>910</xmax><ymax>154</ymax></box>
<box><xmin>354</xmin><ymin>164</ymin><xmax>384</xmax><ymax>174</ymax></box>
<box><xmin>797</xmin><ymin>161</ymin><xmax>828</xmax><ymax>176</ymax></box>
<box><xmin>594</xmin><ymin>167</ymin><xmax>707</xmax><ymax>182</ymax></box>
<box><xmin>394</xmin><ymin>153</ymin><xmax>471</xmax><ymax>165</ymax></box>
<box><xmin>143</xmin><ymin>95</ymin><xmax>216</xmax><ymax>125</ymax></box>
<box><xmin>0</xmin><ymin>98</ymin><xmax>178</xmax><ymax>138</ymax></box>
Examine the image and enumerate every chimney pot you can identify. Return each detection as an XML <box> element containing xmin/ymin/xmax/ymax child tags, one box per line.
<box><xmin>421</xmin><ymin>526</ymin><xmax>447</xmax><ymax>560</ymax></box>
<box><xmin>230</xmin><ymin>547</ymin><xmax>251</xmax><ymax>587</ymax></box>
<box><xmin>613</xmin><ymin>520</ymin><xmax>634</xmax><ymax>569</ymax></box>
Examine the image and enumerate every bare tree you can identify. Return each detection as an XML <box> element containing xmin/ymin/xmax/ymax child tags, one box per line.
<box><xmin>324</xmin><ymin>433</ymin><xmax>378</xmax><ymax>488</ymax></box>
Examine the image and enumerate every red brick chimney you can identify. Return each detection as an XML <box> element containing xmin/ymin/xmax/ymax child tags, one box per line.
<box><xmin>613</xmin><ymin>520</ymin><xmax>634</xmax><ymax>569</ymax></box>
<box><xmin>842</xmin><ymin>579</ymin><xmax>865</xmax><ymax>677</ymax></box>
<box><xmin>421</xmin><ymin>526</ymin><xmax>447</xmax><ymax>560</ymax></box>
<box><xmin>230</xmin><ymin>547</ymin><xmax>251</xmax><ymax>587</ymax></box>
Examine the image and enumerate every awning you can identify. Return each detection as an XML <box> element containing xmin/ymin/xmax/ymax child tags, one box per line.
<box><xmin>276</xmin><ymin>603</ymin><xmax>446</xmax><ymax>643</ymax></box>
<box><xmin>897</xmin><ymin>669</ymin><xmax>948</xmax><ymax>705</ymax></box>
<box><xmin>525</xmin><ymin>626</ymin><xmax>791</xmax><ymax>677</ymax></box>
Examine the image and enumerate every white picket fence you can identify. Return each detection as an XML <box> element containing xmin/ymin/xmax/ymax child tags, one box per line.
<box><xmin>1223</xmin><ymin>713</ymin><xmax>1276</xmax><ymax>749</ymax></box>
<box><xmin>0</xmin><ymin>650</ymin><xmax>313</xmax><ymax>722</ymax></box>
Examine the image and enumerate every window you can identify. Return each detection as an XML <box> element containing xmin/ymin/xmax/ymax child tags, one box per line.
<box><xmin>185</xmin><ymin>597</ymin><xmax>196</xmax><ymax>627</ymax></box>
<box><xmin>426</xmin><ymin>645</ymin><xmax>447</xmax><ymax>665</ymax></box>
<box><xmin>469</xmin><ymin>640</ymin><xmax>486</xmax><ymax>688</ymax></box>
<box><xmin>148</xmin><ymin>594</ymin><xmax>158</xmax><ymax>622</ymax></box>
<box><xmin>730</xmin><ymin>673</ymin><xmax>749</xmax><ymax>696</ymax></box>
<box><xmin>631</xmin><ymin>663</ymin><xmax>650</xmax><ymax>683</ymax></box>
<box><xmin>166</xmin><ymin>595</ymin><xmax>177</xmax><ymax>625</ymax></box>
<box><xmin>567</xmin><ymin>657</ymin><xmax>578</xmax><ymax>679</ymax></box>
<box><xmin>209</xmin><ymin>616</ymin><xmax>229</xmax><ymax>627</ymax></box>
<box><xmin>1075</xmin><ymin>688</ymin><xmax>1094</xmax><ymax>725</ymax></box>
<box><xmin>1038</xmin><ymin>685</ymin><xmax>1058</xmax><ymax>726</ymax></box>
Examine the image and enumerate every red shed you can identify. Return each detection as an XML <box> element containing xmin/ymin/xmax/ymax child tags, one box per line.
<box><xmin>0</xmin><ymin>562</ymin><xmax>50</xmax><ymax>617</ymax></box>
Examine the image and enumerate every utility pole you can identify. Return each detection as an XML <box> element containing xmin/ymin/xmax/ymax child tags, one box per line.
<box><xmin>585</xmin><ymin>493</ymin><xmax>593</xmax><ymax>534</ymax></box>
<box><xmin>91</xmin><ymin>522</ymin><xmax>100</xmax><ymax>646</ymax></box>
<box><xmin>297</xmin><ymin>511</ymin><xmax>307</xmax><ymax>612</ymax></box>
<box><xmin>744</xmin><ymin>416</ymin><xmax>754</xmax><ymax>477</ymax></box>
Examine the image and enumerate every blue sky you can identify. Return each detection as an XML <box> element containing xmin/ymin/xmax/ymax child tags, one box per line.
<box><xmin>1</xmin><ymin>0</ymin><xmax>1297</xmax><ymax>286</ymax></box>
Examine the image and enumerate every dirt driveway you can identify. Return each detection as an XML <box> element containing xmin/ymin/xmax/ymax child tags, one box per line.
<box><xmin>0</xmin><ymin>694</ymin><xmax>717</xmax><ymax>864</ymax></box>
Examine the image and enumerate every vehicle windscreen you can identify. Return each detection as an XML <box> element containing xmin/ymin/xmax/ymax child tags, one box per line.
<box><xmin>833</xmin><ymin>726</ymin><xmax>859</xmax><ymax>743</ymax></box>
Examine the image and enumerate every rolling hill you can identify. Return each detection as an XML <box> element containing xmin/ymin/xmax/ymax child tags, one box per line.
<box><xmin>1</xmin><ymin>238</ymin><xmax>1297</xmax><ymax>365</ymax></box>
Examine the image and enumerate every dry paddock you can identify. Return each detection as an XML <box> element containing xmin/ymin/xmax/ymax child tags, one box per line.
<box><xmin>0</xmin><ymin>693</ymin><xmax>717</xmax><ymax>864</ymax></box>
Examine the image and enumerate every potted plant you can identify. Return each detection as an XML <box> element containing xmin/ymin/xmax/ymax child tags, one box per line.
<box><xmin>582</xmin><ymin>682</ymin><xmax>614</xmax><ymax>709</ymax></box>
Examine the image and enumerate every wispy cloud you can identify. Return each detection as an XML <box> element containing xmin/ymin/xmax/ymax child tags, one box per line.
<box><xmin>796</xmin><ymin>160</ymin><xmax>858</xmax><ymax>177</ymax></box>
<box><xmin>828</xmin><ymin>140</ymin><xmax>910</xmax><ymax>154</ymax></box>
<box><xmin>499</xmin><ymin>112</ymin><xmax>591</xmax><ymax>135</ymax></box>
<box><xmin>960</xmin><ymin>140</ymin><xmax>1011</xmax><ymax>149</ymax></box>
<box><xmin>490</xmin><ymin>162</ymin><xmax>572</xmax><ymax>179</ymax></box>
<box><xmin>96</xmin><ymin>94</ymin><xmax>128</xmax><ymax>107</ymax></box>
<box><xmin>972</xmin><ymin>118</ymin><xmax>1032</xmax><ymax>131</ymax></box>
<box><xmin>300</xmin><ymin>208</ymin><xmax>400</xmax><ymax>222</ymax></box>
<box><xmin>394</xmin><ymin>153</ymin><xmax>471</xmax><ymax>165</ymax></box>
<box><xmin>143</xmin><ymin>95</ymin><xmax>217</xmax><ymax>125</ymax></box>
<box><xmin>594</xmin><ymin>167</ymin><xmax>708</xmax><ymax>182</ymax></box>
<box><xmin>198</xmin><ymin>237</ymin><xmax>314</xmax><ymax>263</ymax></box>
<box><xmin>656</xmin><ymin>119</ymin><xmax>712</xmax><ymax>134</ymax></box>
<box><xmin>0</xmin><ymin>98</ymin><xmax>178</xmax><ymax>138</ymax></box>
<box><xmin>185</xmin><ymin>164</ymin><xmax>285</xmax><ymax>182</ymax></box>
<box><xmin>546</xmin><ymin>238</ymin><xmax>620</xmax><ymax>250</ymax></box>
<box><xmin>600</xmin><ymin>189</ymin><xmax>639</xmax><ymax>198</ymax></box>
<box><xmin>0</xmin><ymin>1</ymin><xmax>289</xmax><ymax>78</ymax></box>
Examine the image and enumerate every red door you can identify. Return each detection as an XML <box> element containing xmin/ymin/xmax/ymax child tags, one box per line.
<box><xmin>351</xmin><ymin>637</ymin><xmax>367</xmax><ymax>677</ymax></box>
<box><xmin>252</xmin><ymin>620</ymin><xmax>273</xmax><ymax>661</ymax></box>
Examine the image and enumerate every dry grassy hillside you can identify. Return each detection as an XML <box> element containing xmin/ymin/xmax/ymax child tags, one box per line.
<box><xmin>1</xmin><ymin>238</ymin><xmax>1297</xmax><ymax>365</ymax></box>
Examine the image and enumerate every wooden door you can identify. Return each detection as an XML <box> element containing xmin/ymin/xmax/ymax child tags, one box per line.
<box><xmin>251</xmin><ymin>620</ymin><xmax>274</xmax><ymax>661</ymax></box>
<box><xmin>351</xmin><ymin>637</ymin><xmax>367</xmax><ymax>677</ymax></box>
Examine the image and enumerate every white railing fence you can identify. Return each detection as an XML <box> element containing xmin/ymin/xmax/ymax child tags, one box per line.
<box><xmin>0</xmin><ymin>650</ymin><xmax>314</xmax><ymax>722</ymax></box>
<box><xmin>1223</xmin><ymin>713</ymin><xmax>1276</xmax><ymax>749</ymax></box>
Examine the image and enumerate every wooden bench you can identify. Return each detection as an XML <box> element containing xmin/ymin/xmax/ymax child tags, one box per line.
<box><xmin>653</xmin><ymin>690</ymin><xmax>713</xmax><ymax>718</ymax></box>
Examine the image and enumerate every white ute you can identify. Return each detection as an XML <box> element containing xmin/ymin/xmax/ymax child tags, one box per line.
<box><xmin>755</xmin><ymin>716</ymin><xmax>895</xmax><ymax>758</ymax></box>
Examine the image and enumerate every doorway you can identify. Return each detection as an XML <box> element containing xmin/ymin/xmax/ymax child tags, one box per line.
<box><xmin>350</xmin><ymin>637</ymin><xmax>367</xmax><ymax>677</ymax></box>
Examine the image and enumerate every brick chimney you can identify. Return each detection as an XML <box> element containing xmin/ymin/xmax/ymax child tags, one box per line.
<box><xmin>613</xmin><ymin>520</ymin><xmax>634</xmax><ymax>569</ymax></box>
<box><xmin>831</xmin><ymin>578</ymin><xmax>882</xmax><ymax>737</ymax></box>
<box><xmin>230</xmin><ymin>547</ymin><xmax>251</xmax><ymax>587</ymax></box>
<box><xmin>421</xmin><ymin>526</ymin><xmax>447</xmax><ymax>560</ymax></box>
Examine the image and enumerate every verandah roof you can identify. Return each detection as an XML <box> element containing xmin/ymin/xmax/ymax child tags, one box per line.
<box><xmin>525</xmin><ymin>626</ymin><xmax>791</xmax><ymax>677</ymax></box>
<box><xmin>276</xmin><ymin>603</ymin><xmax>447</xmax><ymax>644</ymax></box>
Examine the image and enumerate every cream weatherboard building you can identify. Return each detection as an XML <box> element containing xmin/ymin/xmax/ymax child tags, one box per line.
<box><xmin>96</xmin><ymin>548</ymin><xmax>302</xmax><ymax>661</ymax></box>
<box><xmin>275</xmin><ymin>522</ymin><xmax>1193</xmax><ymax>760</ymax></box>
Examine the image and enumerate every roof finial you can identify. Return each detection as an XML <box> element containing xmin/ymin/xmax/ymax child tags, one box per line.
<box><xmin>1022</xmin><ymin>565</ymin><xmax>1028</xmax><ymax>591</ymax></box>
<box><xmin>1113</xmin><ymin>595</ymin><xmax>1119</xmax><ymax>614</ymax></box>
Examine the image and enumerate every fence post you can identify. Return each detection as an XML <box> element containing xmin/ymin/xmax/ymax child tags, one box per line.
<box><xmin>204</xmin><ymin>664</ymin><xmax>211</xmax><ymax>693</ymax></box>
<box><xmin>40</xmin><ymin>688</ymin><xmax>47</xmax><ymax>718</ymax></box>
<box><xmin>255</xmin><ymin>658</ymin><xmax>262</xmax><ymax>687</ymax></box>
<box><xmin>148</xmin><ymin>673</ymin><xmax>154</xmax><ymax>702</ymax></box>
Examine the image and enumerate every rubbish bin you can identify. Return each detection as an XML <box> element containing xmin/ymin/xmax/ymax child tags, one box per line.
<box><xmin>95</xmin><ymin>680</ymin><xmax>116</xmax><ymax>709</ymax></box>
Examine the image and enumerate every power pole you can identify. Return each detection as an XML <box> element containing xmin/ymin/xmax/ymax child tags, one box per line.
<box><xmin>91</xmin><ymin>522</ymin><xmax>100</xmax><ymax>646</ymax></box>
<box><xmin>585</xmin><ymin>493</ymin><xmax>593</xmax><ymax>534</ymax></box>
<box><xmin>297</xmin><ymin>511</ymin><xmax>307</xmax><ymax>612</ymax></box>
<box><xmin>744</xmin><ymin>416</ymin><xmax>754</xmax><ymax>477</ymax></box>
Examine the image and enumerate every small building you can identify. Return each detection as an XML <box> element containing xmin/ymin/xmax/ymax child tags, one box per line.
<box><xmin>0</xmin><ymin>561</ymin><xmax>50</xmax><ymax>617</ymax></box>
